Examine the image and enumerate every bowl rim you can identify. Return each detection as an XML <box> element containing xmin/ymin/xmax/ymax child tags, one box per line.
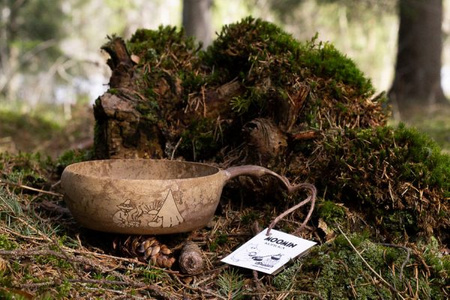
<box><xmin>62</xmin><ymin>158</ymin><xmax>223</xmax><ymax>182</ymax></box>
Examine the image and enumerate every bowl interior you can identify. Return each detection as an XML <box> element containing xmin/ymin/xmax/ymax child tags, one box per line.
<box><xmin>65</xmin><ymin>159</ymin><xmax>220</xmax><ymax>180</ymax></box>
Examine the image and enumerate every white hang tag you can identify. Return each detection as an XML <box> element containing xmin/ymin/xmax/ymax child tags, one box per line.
<box><xmin>221</xmin><ymin>228</ymin><xmax>316</xmax><ymax>275</ymax></box>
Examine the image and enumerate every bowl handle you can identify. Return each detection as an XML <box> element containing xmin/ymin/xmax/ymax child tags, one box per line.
<box><xmin>224</xmin><ymin>165</ymin><xmax>293</xmax><ymax>192</ymax></box>
<box><xmin>223</xmin><ymin>165</ymin><xmax>316</xmax><ymax>234</ymax></box>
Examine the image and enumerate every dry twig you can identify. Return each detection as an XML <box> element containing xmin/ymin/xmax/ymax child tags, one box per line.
<box><xmin>336</xmin><ymin>225</ymin><xmax>406</xmax><ymax>299</ymax></box>
<box><xmin>0</xmin><ymin>179</ymin><xmax>63</xmax><ymax>197</ymax></box>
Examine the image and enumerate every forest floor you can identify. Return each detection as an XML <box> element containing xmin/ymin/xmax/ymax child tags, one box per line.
<box><xmin>0</xmin><ymin>102</ymin><xmax>449</xmax><ymax>299</ymax></box>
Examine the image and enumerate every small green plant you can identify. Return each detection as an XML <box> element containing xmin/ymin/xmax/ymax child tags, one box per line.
<box><xmin>240</xmin><ymin>210</ymin><xmax>259</xmax><ymax>225</ymax></box>
<box><xmin>0</xmin><ymin>288</ymin><xmax>28</xmax><ymax>300</ymax></box>
<box><xmin>0</xmin><ymin>188</ymin><xmax>23</xmax><ymax>216</ymax></box>
<box><xmin>216</xmin><ymin>268</ymin><xmax>245</xmax><ymax>300</ymax></box>
<box><xmin>230</xmin><ymin>96</ymin><xmax>252</xmax><ymax>114</ymax></box>
<box><xmin>140</xmin><ymin>266</ymin><xmax>167</xmax><ymax>284</ymax></box>
<box><xmin>56</xmin><ymin>280</ymin><xmax>72</xmax><ymax>298</ymax></box>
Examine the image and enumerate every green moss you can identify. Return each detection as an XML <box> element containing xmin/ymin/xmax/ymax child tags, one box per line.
<box><xmin>274</xmin><ymin>234</ymin><xmax>448</xmax><ymax>299</ymax></box>
<box><xmin>0</xmin><ymin>234</ymin><xmax>18</xmax><ymax>250</ymax></box>
<box><xmin>139</xmin><ymin>267</ymin><xmax>168</xmax><ymax>284</ymax></box>
<box><xmin>300</xmin><ymin>37</ymin><xmax>374</xmax><ymax>96</ymax></box>
<box><xmin>179</xmin><ymin>117</ymin><xmax>222</xmax><ymax>160</ymax></box>
<box><xmin>202</xmin><ymin>17</ymin><xmax>382</xmax><ymax>130</ymax></box>
<box><xmin>127</xmin><ymin>26</ymin><xmax>200</xmax><ymax>65</ymax></box>
<box><xmin>135</xmin><ymin>101</ymin><xmax>159</xmax><ymax>123</ymax></box>
<box><xmin>56</xmin><ymin>280</ymin><xmax>72</xmax><ymax>298</ymax></box>
<box><xmin>35</xmin><ymin>255</ymin><xmax>72</xmax><ymax>270</ymax></box>
<box><xmin>422</xmin><ymin>237</ymin><xmax>450</xmax><ymax>277</ymax></box>
<box><xmin>56</xmin><ymin>149</ymin><xmax>92</xmax><ymax>174</ymax></box>
<box><xmin>205</xmin><ymin>17</ymin><xmax>301</xmax><ymax>82</ymax></box>
<box><xmin>0</xmin><ymin>289</ymin><xmax>27</xmax><ymax>300</ymax></box>
<box><xmin>209</xmin><ymin>232</ymin><xmax>229</xmax><ymax>252</ymax></box>
<box><xmin>240</xmin><ymin>210</ymin><xmax>259</xmax><ymax>225</ymax></box>
<box><xmin>317</xmin><ymin>200</ymin><xmax>346</xmax><ymax>225</ymax></box>
<box><xmin>314</xmin><ymin>124</ymin><xmax>450</xmax><ymax>242</ymax></box>
<box><xmin>394</xmin><ymin>124</ymin><xmax>450</xmax><ymax>190</ymax></box>
<box><xmin>108</xmin><ymin>88</ymin><xmax>119</xmax><ymax>95</ymax></box>
<box><xmin>204</xmin><ymin>17</ymin><xmax>305</xmax><ymax>120</ymax></box>
<box><xmin>123</xmin><ymin>26</ymin><xmax>208</xmax><ymax>147</ymax></box>
<box><xmin>206</xmin><ymin>17</ymin><xmax>374</xmax><ymax>95</ymax></box>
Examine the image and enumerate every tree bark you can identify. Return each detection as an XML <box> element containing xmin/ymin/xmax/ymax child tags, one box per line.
<box><xmin>389</xmin><ymin>0</ymin><xmax>448</xmax><ymax>114</ymax></box>
<box><xmin>93</xmin><ymin>37</ymin><xmax>165</xmax><ymax>159</ymax></box>
<box><xmin>182</xmin><ymin>0</ymin><xmax>213</xmax><ymax>48</ymax></box>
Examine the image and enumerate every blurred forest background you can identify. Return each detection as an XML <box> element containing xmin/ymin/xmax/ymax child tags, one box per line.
<box><xmin>0</xmin><ymin>0</ymin><xmax>449</xmax><ymax>157</ymax></box>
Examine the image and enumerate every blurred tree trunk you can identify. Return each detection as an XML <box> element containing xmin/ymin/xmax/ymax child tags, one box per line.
<box><xmin>0</xmin><ymin>0</ymin><xmax>22</xmax><ymax>100</ymax></box>
<box><xmin>389</xmin><ymin>0</ymin><xmax>448</xmax><ymax>114</ymax></box>
<box><xmin>0</xmin><ymin>0</ymin><xmax>66</xmax><ymax>103</ymax></box>
<box><xmin>182</xmin><ymin>0</ymin><xmax>212</xmax><ymax>48</ymax></box>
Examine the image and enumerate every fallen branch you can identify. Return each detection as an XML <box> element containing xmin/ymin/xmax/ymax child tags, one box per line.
<box><xmin>63</xmin><ymin>247</ymin><xmax>181</xmax><ymax>275</ymax></box>
<box><xmin>69</xmin><ymin>278</ymin><xmax>166</xmax><ymax>296</ymax></box>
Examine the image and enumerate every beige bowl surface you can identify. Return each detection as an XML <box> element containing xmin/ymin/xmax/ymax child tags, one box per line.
<box><xmin>61</xmin><ymin>159</ymin><xmax>227</xmax><ymax>234</ymax></box>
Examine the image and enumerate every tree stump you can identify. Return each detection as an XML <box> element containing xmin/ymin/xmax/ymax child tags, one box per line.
<box><xmin>93</xmin><ymin>37</ymin><xmax>165</xmax><ymax>159</ymax></box>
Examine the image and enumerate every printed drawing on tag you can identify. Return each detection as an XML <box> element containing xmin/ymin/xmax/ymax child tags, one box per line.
<box><xmin>229</xmin><ymin>243</ymin><xmax>284</xmax><ymax>268</ymax></box>
<box><xmin>112</xmin><ymin>190</ymin><xmax>184</xmax><ymax>228</ymax></box>
<box><xmin>250</xmin><ymin>253</ymin><xmax>283</xmax><ymax>268</ymax></box>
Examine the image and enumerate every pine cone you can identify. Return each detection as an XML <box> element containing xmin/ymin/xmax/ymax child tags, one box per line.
<box><xmin>113</xmin><ymin>236</ymin><xmax>175</xmax><ymax>268</ymax></box>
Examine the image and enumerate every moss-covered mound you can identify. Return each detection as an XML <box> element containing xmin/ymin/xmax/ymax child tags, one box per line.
<box><xmin>91</xmin><ymin>17</ymin><xmax>450</xmax><ymax>245</ymax></box>
<box><xmin>102</xmin><ymin>17</ymin><xmax>386</xmax><ymax>162</ymax></box>
<box><xmin>204</xmin><ymin>18</ymin><xmax>382</xmax><ymax>130</ymax></box>
<box><xmin>311</xmin><ymin>125</ymin><xmax>450</xmax><ymax>244</ymax></box>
